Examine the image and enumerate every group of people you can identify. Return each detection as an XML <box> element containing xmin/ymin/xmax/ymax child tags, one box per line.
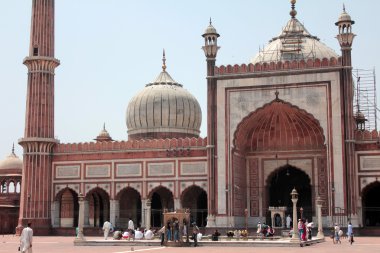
<box><xmin>332</xmin><ymin>222</ymin><xmax>354</xmax><ymax>245</ymax></box>
<box><xmin>256</xmin><ymin>222</ymin><xmax>275</xmax><ymax>238</ymax></box>
<box><xmin>297</xmin><ymin>219</ymin><xmax>312</xmax><ymax>241</ymax></box>
<box><xmin>158</xmin><ymin>220</ymin><xmax>200</xmax><ymax>247</ymax></box>
<box><xmin>102</xmin><ymin>218</ymin><xmax>155</xmax><ymax>241</ymax></box>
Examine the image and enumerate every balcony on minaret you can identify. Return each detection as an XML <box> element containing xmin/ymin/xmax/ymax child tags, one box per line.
<box><xmin>335</xmin><ymin>5</ymin><xmax>355</xmax><ymax>48</ymax></box>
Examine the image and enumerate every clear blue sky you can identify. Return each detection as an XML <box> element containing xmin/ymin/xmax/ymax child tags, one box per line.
<box><xmin>0</xmin><ymin>0</ymin><xmax>378</xmax><ymax>159</ymax></box>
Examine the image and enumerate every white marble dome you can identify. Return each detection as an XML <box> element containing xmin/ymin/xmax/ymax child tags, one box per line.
<box><xmin>0</xmin><ymin>148</ymin><xmax>23</xmax><ymax>174</ymax></box>
<box><xmin>251</xmin><ymin>17</ymin><xmax>339</xmax><ymax>64</ymax></box>
<box><xmin>126</xmin><ymin>62</ymin><xmax>202</xmax><ymax>140</ymax></box>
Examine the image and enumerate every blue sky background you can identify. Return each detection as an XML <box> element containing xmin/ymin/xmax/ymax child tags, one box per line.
<box><xmin>0</xmin><ymin>0</ymin><xmax>378</xmax><ymax>159</ymax></box>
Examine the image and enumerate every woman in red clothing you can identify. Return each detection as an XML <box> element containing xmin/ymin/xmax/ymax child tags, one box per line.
<box><xmin>301</xmin><ymin>219</ymin><xmax>307</xmax><ymax>241</ymax></box>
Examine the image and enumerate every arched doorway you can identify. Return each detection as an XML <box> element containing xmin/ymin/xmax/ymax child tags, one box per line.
<box><xmin>181</xmin><ymin>185</ymin><xmax>208</xmax><ymax>227</ymax></box>
<box><xmin>267</xmin><ymin>165</ymin><xmax>312</xmax><ymax>222</ymax></box>
<box><xmin>150</xmin><ymin>186</ymin><xmax>174</xmax><ymax>228</ymax></box>
<box><xmin>57</xmin><ymin>188</ymin><xmax>79</xmax><ymax>227</ymax></box>
<box><xmin>86</xmin><ymin>188</ymin><xmax>110</xmax><ymax>227</ymax></box>
<box><xmin>232</xmin><ymin>98</ymin><xmax>326</xmax><ymax>221</ymax></box>
<box><xmin>117</xmin><ymin>187</ymin><xmax>142</xmax><ymax>228</ymax></box>
<box><xmin>362</xmin><ymin>182</ymin><xmax>380</xmax><ymax>227</ymax></box>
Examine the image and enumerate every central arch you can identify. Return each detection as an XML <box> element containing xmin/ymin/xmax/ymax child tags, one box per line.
<box><xmin>231</xmin><ymin>98</ymin><xmax>327</xmax><ymax>220</ymax></box>
<box><xmin>266</xmin><ymin>165</ymin><xmax>312</xmax><ymax>222</ymax></box>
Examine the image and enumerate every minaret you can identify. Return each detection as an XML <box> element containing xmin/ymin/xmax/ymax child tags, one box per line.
<box><xmin>202</xmin><ymin>19</ymin><xmax>220</xmax><ymax>227</ymax></box>
<box><xmin>17</xmin><ymin>0</ymin><xmax>60</xmax><ymax>235</ymax></box>
<box><xmin>335</xmin><ymin>5</ymin><xmax>356</xmax><ymax>219</ymax></box>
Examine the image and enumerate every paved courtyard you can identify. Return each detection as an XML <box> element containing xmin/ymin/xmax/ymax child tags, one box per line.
<box><xmin>1</xmin><ymin>235</ymin><xmax>379</xmax><ymax>253</ymax></box>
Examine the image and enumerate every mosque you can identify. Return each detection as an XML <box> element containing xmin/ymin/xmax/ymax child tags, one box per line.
<box><xmin>1</xmin><ymin>0</ymin><xmax>380</xmax><ymax>235</ymax></box>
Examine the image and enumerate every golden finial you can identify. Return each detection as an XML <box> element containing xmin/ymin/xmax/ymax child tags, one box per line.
<box><xmin>209</xmin><ymin>17</ymin><xmax>212</xmax><ymax>25</ymax></box>
<box><xmin>290</xmin><ymin>0</ymin><xmax>297</xmax><ymax>19</ymax></box>
<box><xmin>11</xmin><ymin>143</ymin><xmax>15</xmax><ymax>155</ymax></box>
<box><xmin>162</xmin><ymin>49</ymin><xmax>167</xmax><ymax>72</ymax></box>
<box><xmin>343</xmin><ymin>3</ymin><xmax>346</xmax><ymax>12</ymax></box>
<box><xmin>103</xmin><ymin>122</ymin><xmax>106</xmax><ymax>131</ymax></box>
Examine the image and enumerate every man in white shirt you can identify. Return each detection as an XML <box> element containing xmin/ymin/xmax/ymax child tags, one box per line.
<box><xmin>128</xmin><ymin>218</ymin><xmax>135</xmax><ymax>241</ymax></box>
<box><xmin>102</xmin><ymin>221</ymin><xmax>112</xmax><ymax>240</ymax></box>
<box><xmin>286</xmin><ymin>215</ymin><xmax>292</xmax><ymax>229</ymax></box>
<box><xmin>20</xmin><ymin>223</ymin><xmax>33</xmax><ymax>253</ymax></box>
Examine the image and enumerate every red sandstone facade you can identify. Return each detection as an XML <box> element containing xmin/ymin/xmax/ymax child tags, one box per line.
<box><xmin>1</xmin><ymin>1</ymin><xmax>379</xmax><ymax>235</ymax></box>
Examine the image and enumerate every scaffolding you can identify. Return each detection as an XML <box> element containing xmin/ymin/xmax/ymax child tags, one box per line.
<box><xmin>353</xmin><ymin>68</ymin><xmax>378</xmax><ymax>131</ymax></box>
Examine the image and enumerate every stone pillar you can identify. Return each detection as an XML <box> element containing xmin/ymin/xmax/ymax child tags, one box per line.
<box><xmin>146</xmin><ymin>199</ymin><xmax>152</xmax><ymax>229</ymax></box>
<box><xmin>75</xmin><ymin>193</ymin><xmax>85</xmax><ymax>241</ymax></box>
<box><xmin>141</xmin><ymin>199</ymin><xmax>147</xmax><ymax>228</ymax></box>
<box><xmin>174</xmin><ymin>198</ymin><xmax>181</xmax><ymax>211</ymax></box>
<box><xmin>290</xmin><ymin>188</ymin><xmax>299</xmax><ymax>243</ymax></box>
<box><xmin>316</xmin><ymin>196</ymin><xmax>324</xmax><ymax>239</ymax></box>
<box><xmin>51</xmin><ymin>201</ymin><xmax>60</xmax><ymax>227</ymax></box>
<box><xmin>206</xmin><ymin>214</ymin><xmax>216</xmax><ymax>227</ymax></box>
<box><xmin>110</xmin><ymin>200</ymin><xmax>119</xmax><ymax>227</ymax></box>
<box><xmin>83</xmin><ymin>200</ymin><xmax>89</xmax><ymax>227</ymax></box>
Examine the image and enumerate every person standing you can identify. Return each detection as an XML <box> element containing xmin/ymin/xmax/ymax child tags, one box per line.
<box><xmin>128</xmin><ymin>217</ymin><xmax>135</xmax><ymax>241</ymax></box>
<box><xmin>298</xmin><ymin>219</ymin><xmax>303</xmax><ymax>240</ymax></box>
<box><xmin>347</xmin><ymin>222</ymin><xmax>354</xmax><ymax>245</ymax></box>
<box><xmin>20</xmin><ymin>222</ymin><xmax>33</xmax><ymax>253</ymax></box>
<box><xmin>286</xmin><ymin>215</ymin><xmax>292</xmax><ymax>229</ymax></box>
<box><xmin>102</xmin><ymin>220</ymin><xmax>112</xmax><ymax>240</ymax></box>
<box><xmin>158</xmin><ymin>225</ymin><xmax>165</xmax><ymax>245</ymax></box>
<box><xmin>256</xmin><ymin>222</ymin><xmax>262</xmax><ymax>238</ymax></box>
<box><xmin>334</xmin><ymin>223</ymin><xmax>341</xmax><ymax>244</ymax></box>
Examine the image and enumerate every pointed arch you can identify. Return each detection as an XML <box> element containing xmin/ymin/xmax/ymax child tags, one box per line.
<box><xmin>116</xmin><ymin>187</ymin><xmax>142</xmax><ymax>228</ymax></box>
<box><xmin>56</xmin><ymin>187</ymin><xmax>79</xmax><ymax>228</ymax></box>
<box><xmin>86</xmin><ymin>187</ymin><xmax>110</xmax><ymax>227</ymax></box>
<box><xmin>233</xmin><ymin>99</ymin><xmax>326</xmax><ymax>153</ymax></box>
<box><xmin>265</xmin><ymin>165</ymin><xmax>313</xmax><ymax>222</ymax></box>
<box><xmin>180</xmin><ymin>185</ymin><xmax>208</xmax><ymax>227</ymax></box>
<box><xmin>148</xmin><ymin>186</ymin><xmax>174</xmax><ymax>228</ymax></box>
<box><xmin>361</xmin><ymin>181</ymin><xmax>380</xmax><ymax>227</ymax></box>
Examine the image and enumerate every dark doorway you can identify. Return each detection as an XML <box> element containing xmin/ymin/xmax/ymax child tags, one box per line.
<box><xmin>181</xmin><ymin>185</ymin><xmax>208</xmax><ymax>227</ymax></box>
<box><xmin>150</xmin><ymin>187</ymin><xmax>174</xmax><ymax>228</ymax></box>
<box><xmin>267</xmin><ymin>165</ymin><xmax>312</xmax><ymax>222</ymax></box>
<box><xmin>118</xmin><ymin>187</ymin><xmax>141</xmax><ymax>228</ymax></box>
<box><xmin>362</xmin><ymin>182</ymin><xmax>380</xmax><ymax>227</ymax></box>
<box><xmin>87</xmin><ymin>188</ymin><xmax>110</xmax><ymax>227</ymax></box>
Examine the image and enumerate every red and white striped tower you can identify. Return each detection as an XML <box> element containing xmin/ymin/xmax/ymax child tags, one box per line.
<box><xmin>17</xmin><ymin>0</ymin><xmax>60</xmax><ymax>235</ymax></box>
<box><xmin>202</xmin><ymin>19</ymin><xmax>220</xmax><ymax>227</ymax></box>
<box><xmin>335</xmin><ymin>5</ymin><xmax>356</xmax><ymax>219</ymax></box>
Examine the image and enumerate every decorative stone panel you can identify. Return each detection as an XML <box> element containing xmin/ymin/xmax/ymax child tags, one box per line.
<box><xmin>85</xmin><ymin>164</ymin><xmax>110</xmax><ymax>178</ymax></box>
<box><xmin>148</xmin><ymin>162</ymin><xmax>174</xmax><ymax>176</ymax></box>
<box><xmin>360</xmin><ymin>156</ymin><xmax>380</xmax><ymax>172</ymax></box>
<box><xmin>180</xmin><ymin>162</ymin><xmax>207</xmax><ymax>175</ymax></box>
<box><xmin>116</xmin><ymin>163</ymin><xmax>142</xmax><ymax>177</ymax></box>
<box><xmin>55</xmin><ymin>165</ymin><xmax>80</xmax><ymax>179</ymax></box>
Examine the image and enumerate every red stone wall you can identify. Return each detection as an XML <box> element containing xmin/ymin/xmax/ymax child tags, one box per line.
<box><xmin>232</xmin><ymin>152</ymin><xmax>247</xmax><ymax>216</ymax></box>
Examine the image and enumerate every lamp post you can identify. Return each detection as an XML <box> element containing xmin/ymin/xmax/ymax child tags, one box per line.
<box><xmin>290</xmin><ymin>188</ymin><xmax>299</xmax><ymax>243</ymax></box>
<box><xmin>244</xmin><ymin>208</ymin><xmax>248</xmax><ymax>231</ymax></box>
<box><xmin>300</xmin><ymin>207</ymin><xmax>304</xmax><ymax>220</ymax></box>
<box><xmin>316</xmin><ymin>196</ymin><xmax>325</xmax><ymax>239</ymax></box>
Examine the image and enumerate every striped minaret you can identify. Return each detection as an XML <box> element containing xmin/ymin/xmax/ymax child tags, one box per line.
<box><xmin>17</xmin><ymin>0</ymin><xmax>60</xmax><ymax>235</ymax></box>
<box><xmin>335</xmin><ymin>6</ymin><xmax>356</xmax><ymax>219</ymax></box>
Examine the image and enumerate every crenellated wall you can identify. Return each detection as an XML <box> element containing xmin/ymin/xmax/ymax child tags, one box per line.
<box><xmin>214</xmin><ymin>57</ymin><xmax>341</xmax><ymax>76</ymax></box>
<box><xmin>54</xmin><ymin>137</ymin><xmax>207</xmax><ymax>153</ymax></box>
